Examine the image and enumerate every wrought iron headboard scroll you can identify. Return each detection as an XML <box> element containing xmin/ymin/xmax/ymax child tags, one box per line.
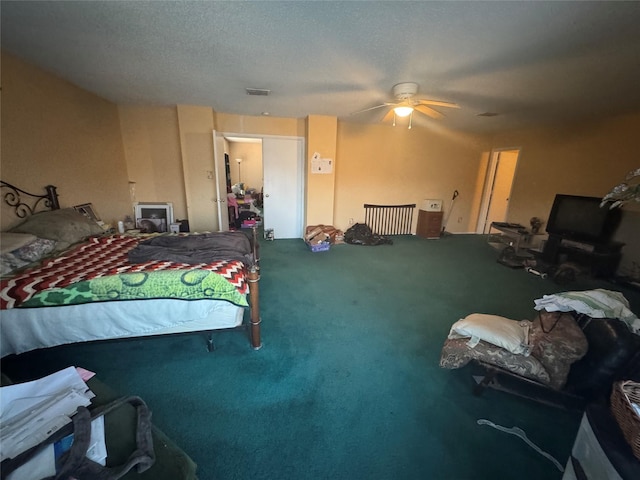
<box><xmin>1</xmin><ymin>181</ymin><xmax>60</xmax><ymax>218</ymax></box>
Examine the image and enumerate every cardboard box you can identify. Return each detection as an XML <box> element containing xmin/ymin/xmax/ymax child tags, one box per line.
<box><xmin>307</xmin><ymin>232</ymin><xmax>330</xmax><ymax>245</ymax></box>
<box><xmin>306</xmin><ymin>225</ymin><xmax>344</xmax><ymax>245</ymax></box>
<box><xmin>305</xmin><ymin>226</ymin><xmax>324</xmax><ymax>241</ymax></box>
<box><xmin>308</xmin><ymin>241</ymin><xmax>330</xmax><ymax>252</ymax></box>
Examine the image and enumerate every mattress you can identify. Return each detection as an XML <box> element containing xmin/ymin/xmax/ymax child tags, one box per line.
<box><xmin>1</xmin><ymin>298</ymin><xmax>244</xmax><ymax>357</ymax></box>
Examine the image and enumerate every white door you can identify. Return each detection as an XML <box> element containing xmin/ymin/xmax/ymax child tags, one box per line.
<box><xmin>212</xmin><ymin>130</ymin><xmax>229</xmax><ymax>231</ymax></box>
<box><xmin>262</xmin><ymin>137</ymin><xmax>303</xmax><ymax>239</ymax></box>
<box><xmin>477</xmin><ymin>149</ymin><xmax>519</xmax><ymax>233</ymax></box>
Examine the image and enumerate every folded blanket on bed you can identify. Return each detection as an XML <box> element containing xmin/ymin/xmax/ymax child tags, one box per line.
<box><xmin>128</xmin><ymin>232</ymin><xmax>254</xmax><ymax>266</ymax></box>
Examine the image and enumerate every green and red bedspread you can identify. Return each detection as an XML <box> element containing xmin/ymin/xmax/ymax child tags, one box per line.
<box><xmin>0</xmin><ymin>235</ymin><xmax>249</xmax><ymax>309</ymax></box>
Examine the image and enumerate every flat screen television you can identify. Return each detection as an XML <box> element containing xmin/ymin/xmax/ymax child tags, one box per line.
<box><xmin>546</xmin><ymin>194</ymin><xmax>621</xmax><ymax>243</ymax></box>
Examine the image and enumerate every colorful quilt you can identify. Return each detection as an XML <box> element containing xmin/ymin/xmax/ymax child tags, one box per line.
<box><xmin>0</xmin><ymin>235</ymin><xmax>249</xmax><ymax>309</ymax></box>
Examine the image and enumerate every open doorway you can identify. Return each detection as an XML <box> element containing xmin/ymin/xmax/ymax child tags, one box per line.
<box><xmin>225</xmin><ymin>136</ymin><xmax>264</xmax><ymax>230</ymax></box>
<box><xmin>476</xmin><ymin>149</ymin><xmax>520</xmax><ymax>233</ymax></box>
<box><xmin>215</xmin><ymin>132</ymin><xmax>304</xmax><ymax>238</ymax></box>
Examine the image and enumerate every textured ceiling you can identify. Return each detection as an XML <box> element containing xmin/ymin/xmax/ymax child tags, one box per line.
<box><xmin>2</xmin><ymin>1</ymin><xmax>640</xmax><ymax>134</ymax></box>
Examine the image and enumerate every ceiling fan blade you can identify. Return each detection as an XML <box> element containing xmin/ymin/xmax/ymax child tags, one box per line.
<box><xmin>417</xmin><ymin>99</ymin><xmax>459</xmax><ymax>109</ymax></box>
<box><xmin>415</xmin><ymin>104</ymin><xmax>444</xmax><ymax>119</ymax></box>
<box><xmin>351</xmin><ymin>103</ymin><xmax>395</xmax><ymax>115</ymax></box>
<box><xmin>382</xmin><ymin>109</ymin><xmax>395</xmax><ymax>123</ymax></box>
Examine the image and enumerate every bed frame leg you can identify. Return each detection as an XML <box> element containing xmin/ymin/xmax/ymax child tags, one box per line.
<box><xmin>206</xmin><ymin>332</ymin><xmax>215</xmax><ymax>352</ymax></box>
<box><xmin>247</xmin><ymin>266</ymin><xmax>262</xmax><ymax>350</ymax></box>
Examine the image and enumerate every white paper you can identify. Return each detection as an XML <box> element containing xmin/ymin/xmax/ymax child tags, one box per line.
<box><xmin>0</xmin><ymin>366</ymin><xmax>95</xmax><ymax>461</ymax></box>
<box><xmin>7</xmin><ymin>416</ymin><xmax>106</xmax><ymax>480</ymax></box>
<box><xmin>311</xmin><ymin>158</ymin><xmax>333</xmax><ymax>174</ymax></box>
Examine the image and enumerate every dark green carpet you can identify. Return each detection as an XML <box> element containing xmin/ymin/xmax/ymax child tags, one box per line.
<box><xmin>3</xmin><ymin>235</ymin><xmax>639</xmax><ymax>479</ymax></box>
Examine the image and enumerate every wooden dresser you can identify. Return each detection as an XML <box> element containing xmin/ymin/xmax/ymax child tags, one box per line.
<box><xmin>416</xmin><ymin>210</ymin><xmax>443</xmax><ymax>239</ymax></box>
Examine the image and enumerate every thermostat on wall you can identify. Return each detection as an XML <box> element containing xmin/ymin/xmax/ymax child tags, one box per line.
<box><xmin>422</xmin><ymin>199</ymin><xmax>443</xmax><ymax>212</ymax></box>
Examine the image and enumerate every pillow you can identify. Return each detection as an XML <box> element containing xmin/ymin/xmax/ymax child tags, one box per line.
<box><xmin>448</xmin><ymin>313</ymin><xmax>532</xmax><ymax>356</ymax></box>
<box><xmin>0</xmin><ymin>232</ymin><xmax>38</xmax><ymax>254</ymax></box>
<box><xmin>0</xmin><ymin>237</ymin><xmax>57</xmax><ymax>275</ymax></box>
<box><xmin>9</xmin><ymin>208</ymin><xmax>104</xmax><ymax>251</ymax></box>
<box><xmin>0</xmin><ymin>253</ymin><xmax>29</xmax><ymax>275</ymax></box>
<box><xmin>12</xmin><ymin>237</ymin><xmax>57</xmax><ymax>262</ymax></box>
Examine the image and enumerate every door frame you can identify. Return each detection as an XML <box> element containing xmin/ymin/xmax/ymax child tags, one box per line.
<box><xmin>215</xmin><ymin>131</ymin><xmax>305</xmax><ymax>237</ymax></box>
<box><xmin>212</xmin><ymin>130</ymin><xmax>229</xmax><ymax>231</ymax></box>
<box><xmin>476</xmin><ymin>147</ymin><xmax>521</xmax><ymax>234</ymax></box>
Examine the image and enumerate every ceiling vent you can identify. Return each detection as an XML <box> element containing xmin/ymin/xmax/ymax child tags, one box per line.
<box><xmin>246</xmin><ymin>88</ymin><xmax>271</xmax><ymax>96</ymax></box>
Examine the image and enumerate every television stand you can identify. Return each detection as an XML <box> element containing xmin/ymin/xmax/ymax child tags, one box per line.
<box><xmin>542</xmin><ymin>234</ymin><xmax>624</xmax><ymax>278</ymax></box>
<box><xmin>487</xmin><ymin>222</ymin><xmax>545</xmax><ymax>254</ymax></box>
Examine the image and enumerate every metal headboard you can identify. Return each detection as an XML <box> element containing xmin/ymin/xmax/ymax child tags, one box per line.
<box><xmin>1</xmin><ymin>181</ymin><xmax>60</xmax><ymax>218</ymax></box>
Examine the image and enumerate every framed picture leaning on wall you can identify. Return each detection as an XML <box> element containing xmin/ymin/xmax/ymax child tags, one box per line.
<box><xmin>73</xmin><ymin>203</ymin><xmax>104</xmax><ymax>227</ymax></box>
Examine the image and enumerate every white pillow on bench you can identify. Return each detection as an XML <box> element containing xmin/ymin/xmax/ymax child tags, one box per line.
<box><xmin>448</xmin><ymin>313</ymin><xmax>531</xmax><ymax>356</ymax></box>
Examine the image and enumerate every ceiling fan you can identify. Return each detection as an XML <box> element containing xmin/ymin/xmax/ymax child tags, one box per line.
<box><xmin>353</xmin><ymin>82</ymin><xmax>459</xmax><ymax>129</ymax></box>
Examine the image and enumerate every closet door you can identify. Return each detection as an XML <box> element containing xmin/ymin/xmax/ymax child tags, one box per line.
<box><xmin>262</xmin><ymin>137</ymin><xmax>303</xmax><ymax>239</ymax></box>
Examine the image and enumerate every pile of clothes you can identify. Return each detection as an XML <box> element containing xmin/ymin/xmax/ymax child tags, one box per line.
<box><xmin>344</xmin><ymin>223</ymin><xmax>393</xmax><ymax>246</ymax></box>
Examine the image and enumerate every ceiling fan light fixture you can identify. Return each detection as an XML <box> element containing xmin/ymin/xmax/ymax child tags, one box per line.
<box><xmin>394</xmin><ymin>106</ymin><xmax>414</xmax><ymax>117</ymax></box>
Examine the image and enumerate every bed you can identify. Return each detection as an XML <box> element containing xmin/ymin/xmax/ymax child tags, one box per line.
<box><xmin>0</xmin><ymin>181</ymin><xmax>262</xmax><ymax>357</ymax></box>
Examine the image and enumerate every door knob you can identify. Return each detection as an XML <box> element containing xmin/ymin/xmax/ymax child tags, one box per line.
<box><xmin>265</xmin><ymin>194</ymin><xmax>270</xmax><ymax>197</ymax></box>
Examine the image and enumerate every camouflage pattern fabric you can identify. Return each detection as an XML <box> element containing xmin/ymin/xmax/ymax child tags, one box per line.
<box><xmin>439</xmin><ymin>311</ymin><xmax>588</xmax><ymax>389</ymax></box>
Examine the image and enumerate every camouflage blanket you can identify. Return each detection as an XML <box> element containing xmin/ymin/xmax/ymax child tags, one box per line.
<box><xmin>439</xmin><ymin>312</ymin><xmax>588</xmax><ymax>390</ymax></box>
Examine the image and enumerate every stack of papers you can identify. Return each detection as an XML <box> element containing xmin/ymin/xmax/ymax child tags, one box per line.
<box><xmin>0</xmin><ymin>366</ymin><xmax>106</xmax><ymax>480</ymax></box>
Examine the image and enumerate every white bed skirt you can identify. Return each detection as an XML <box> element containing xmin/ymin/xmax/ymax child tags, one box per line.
<box><xmin>1</xmin><ymin>299</ymin><xmax>245</xmax><ymax>357</ymax></box>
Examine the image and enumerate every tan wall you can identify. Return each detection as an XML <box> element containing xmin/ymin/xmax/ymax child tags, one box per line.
<box><xmin>118</xmin><ymin>106</ymin><xmax>187</xmax><ymax>220</ymax></box>
<box><xmin>1</xmin><ymin>51</ymin><xmax>131</xmax><ymax>230</ymax></box>
<box><xmin>214</xmin><ymin>113</ymin><xmax>305</xmax><ymax>137</ymax></box>
<box><xmin>491</xmin><ymin>113</ymin><xmax>640</xmax><ymax>273</ymax></box>
<box><xmin>335</xmin><ymin>122</ymin><xmax>490</xmax><ymax>233</ymax></box>
<box><xmin>176</xmin><ymin>105</ymin><xmax>218</xmax><ymax>232</ymax></box>
<box><xmin>3</xmin><ymin>52</ymin><xmax>637</xmax><ymax>273</ymax></box>
<box><xmin>492</xmin><ymin>114</ymin><xmax>640</xmax><ymax>227</ymax></box>
<box><xmin>118</xmin><ymin>109</ymin><xmax>304</xmax><ymax>232</ymax></box>
<box><xmin>306</xmin><ymin>115</ymin><xmax>337</xmax><ymax>226</ymax></box>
